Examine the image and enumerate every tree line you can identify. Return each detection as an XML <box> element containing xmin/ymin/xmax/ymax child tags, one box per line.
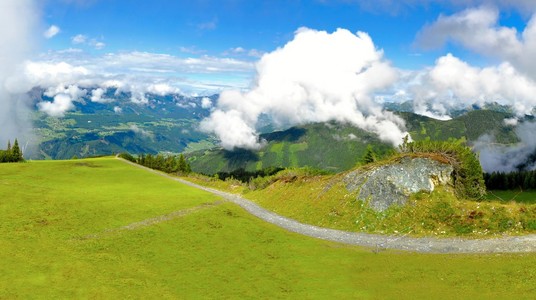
<box><xmin>213</xmin><ymin>166</ymin><xmax>285</xmax><ymax>183</ymax></box>
<box><xmin>0</xmin><ymin>139</ymin><xmax>24</xmax><ymax>163</ymax></box>
<box><xmin>484</xmin><ymin>170</ymin><xmax>536</xmax><ymax>190</ymax></box>
<box><xmin>119</xmin><ymin>152</ymin><xmax>191</xmax><ymax>174</ymax></box>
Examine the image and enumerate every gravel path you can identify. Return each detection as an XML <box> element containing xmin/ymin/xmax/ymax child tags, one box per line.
<box><xmin>119</xmin><ymin>158</ymin><xmax>536</xmax><ymax>253</ymax></box>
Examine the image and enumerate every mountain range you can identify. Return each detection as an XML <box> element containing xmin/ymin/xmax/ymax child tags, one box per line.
<box><xmin>24</xmin><ymin>89</ymin><xmax>526</xmax><ymax>174</ymax></box>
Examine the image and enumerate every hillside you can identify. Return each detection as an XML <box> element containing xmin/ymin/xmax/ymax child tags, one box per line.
<box><xmin>188</xmin><ymin>153</ymin><xmax>535</xmax><ymax>237</ymax></box>
<box><xmin>188</xmin><ymin>122</ymin><xmax>394</xmax><ymax>174</ymax></box>
<box><xmin>187</xmin><ymin>110</ymin><xmax>519</xmax><ymax>174</ymax></box>
<box><xmin>3</xmin><ymin>158</ymin><xmax>535</xmax><ymax>298</ymax></box>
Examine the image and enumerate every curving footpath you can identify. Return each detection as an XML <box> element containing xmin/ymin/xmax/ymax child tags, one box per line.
<box><xmin>119</xmin><ymin>158</ymin><xmax>536</xmax><ymax>254</ymax></box>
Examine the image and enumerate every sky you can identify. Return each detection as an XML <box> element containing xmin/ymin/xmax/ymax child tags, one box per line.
<box><xmin>4</xmin><ymin>0</ymin><xmax>536</xmax><ymax>158</ymax></box>
<box><xmin>35</xmin><ymin>0</ymin><xmax>533</xmax><ymax>94</ymax></box>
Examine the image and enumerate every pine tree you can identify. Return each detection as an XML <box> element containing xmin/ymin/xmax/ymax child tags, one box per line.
<box><xmin>178</xmin><ymin>154</ymin><xmax>187</xmax><ymax>173</ymax></box>
<box><xmin>11</xmin><ymin>139</ymin><xmax>22</xmax><ymax>162</ymax></box>
<box><xmin>362</xmin><ymin>145</ymin><xmax>377</xmax><ymax>164</ymax></box>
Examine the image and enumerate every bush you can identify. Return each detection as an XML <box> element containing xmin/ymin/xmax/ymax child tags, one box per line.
<box><xmin>399</xmin><ymin>136</ymin><xmax>486</xmax><ymax>200</ymax></box>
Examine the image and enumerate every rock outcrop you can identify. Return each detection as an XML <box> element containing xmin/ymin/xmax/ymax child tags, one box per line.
<box><xmin>344</xmin><ymin>157</ymin><xmax>453</xmax><ymax>212</ymax></box>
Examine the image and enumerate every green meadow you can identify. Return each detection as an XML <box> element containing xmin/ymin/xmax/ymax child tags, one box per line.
<box><xmin>1</xmin><ymin>158</ymin><xmax>535</xmax><ymax>298</ymax></box>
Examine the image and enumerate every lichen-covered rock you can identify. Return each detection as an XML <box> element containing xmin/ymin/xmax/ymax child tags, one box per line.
<box><xmin>344</xmin><ymin>157</ymin><xmax>453</xmax><ymax>212</ymax></box>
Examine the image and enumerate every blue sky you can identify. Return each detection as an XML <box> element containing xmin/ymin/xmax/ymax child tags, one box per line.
<box><xmin>41</xmin><ymin>0</ymin><xmax>527</xmax><ymax>69</ymax></box>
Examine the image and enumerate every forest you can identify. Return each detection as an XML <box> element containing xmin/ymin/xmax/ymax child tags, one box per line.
<box><xmin>484</xmin><ymin>170</ymin><xmax>536</xmax><ymax>190</ymax></box>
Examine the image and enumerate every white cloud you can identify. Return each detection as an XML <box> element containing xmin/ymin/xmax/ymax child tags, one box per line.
<box><xmin>71</xmin><ymin>34</ymin><xmax>105</xmax><ymax>50</ymax></box>
<box><xmin>37</xmin><ymin>94</ymin><xmax>75</xmax><ymax>117</ymax></box>
<box><xmin>5</xmin><ymin>61</ymin><xmax>90</xmax><ymax>94</ymax></box>
<box><xmin>146</xmin><ymin>83</ymin><xmax>180</xmax><ymax>96</ymax></box>
<box><xmin>113</xmin><ymin>106</ymin><xmax>122</xmax><ymax>114</ymax></box>
<box><xmin>408</xmin><ymin>53</ymin><xmax>536</xmax><ymax>117</ymax></box>
<box><xmin>503</xmin><ymin>117</ymin><xmax>518</xmax><ymax>126</ymax></box>
<box><xmin>201</xmin><ymin>28</ymin><xmax>408</xmax><ymax>150</ymax></box>
<box><xmin>129</xmin><ymin>124</ymin><xmax>154</xmax><ymax>139</ymax></box>
<box><xmin>406</xmin><ymin>6</ymin><xmax>536</xmax><ymax>118</ymax></box>
<box><xmin>201</xmin><ymin>97</ymin><xmax>212</xmax><ymax>109</ymax></box>
<box><xmin>16</xmin><ymin>49</ymin><xmax>254</xmax><ymax>98</ymax></box>
<box><xmin>475</xmin><ymin>122</ymin><xmax>536</xmax><ymax>172</ymax></box>
<box><xmin>36</xmin><ymin>84</ymin><xmax>86</xmax><ymax>117</ymax></box>
<box><xmin>92</xmin><ymin>41</ymin><xmax>105</xmax><ymax>50</ymax></box>
<box><xmin>44</xmin><ymin>84</ymin><xmax>87</xmax><ymax>100</ymax></box>
<box><xmin>90</xmin><ymin>87</ymin><xmax>111</xmax><ymax>103</ymax></box>
<box><xmin>0</xmin><ymin>0</ymin><xmax>38</xmax><ymax>145</ymax></box>
<box><xmin>130</xmin><ymin>92</ymin><xmax>148</xmax><ymax>105</ymax></box>
<box><xmin>230</xmin><ymin>47</ymin><xmax>245</xmax><ymax>54</ymax></box>
<box><xmin>71</xmin><ymin>34</ymin><xmax>87</xmax><ymax>44</ymax></box>
<box><xmin>416</xmin><ymin>6</ymin><xmax>536</xmax><ymax>79</ymax></box>
<box><xmin>44</xmin><ymin>25</ymin><xmax>60</xmax><ymax>39</ymax></box>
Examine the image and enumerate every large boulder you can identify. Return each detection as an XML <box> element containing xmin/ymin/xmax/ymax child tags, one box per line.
<box><xmin>344</xmin><ymin>157</ymin><xmax>453</xmax><ymax>212</ymax></box>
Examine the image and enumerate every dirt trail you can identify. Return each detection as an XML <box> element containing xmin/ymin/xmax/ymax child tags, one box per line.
<box><xmin>118</xmin><ymin>158</ymin><xmax>536</xmax><ymax>253</ymax></box>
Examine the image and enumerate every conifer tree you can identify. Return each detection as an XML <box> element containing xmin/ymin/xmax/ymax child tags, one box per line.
<box><xmin>11</xmin><ymin>139</ymin><xmax>23</xmax><ymax>162</ymax></box>
<box><xmin>363</xmin><ymin>145</ymin><xmax>377</xmax><ymax>164</ymax></box>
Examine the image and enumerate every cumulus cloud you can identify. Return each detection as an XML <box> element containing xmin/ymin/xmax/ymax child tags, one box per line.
<box><xmin>408</xmin><ymin>54</ymin><xmax>536</xmax><ymax>117</ymax></box>
<box><xmin>201</xmin><ymin>28</ymin><xmax>408</xmax><ymax>150</ymax></box>
<box><xmin>0</xmin><ymin>0</ymin><xmax>37</xmax><ymax>146</ymax></box>
<box><xmin>44</xmin><ymin>25</ymin><xmax>60</xmax><ymax>39</ymax></box>
<box><xmin>416</xmin><ymin>6</ymin><xmax>536</xmax><ymax>80</ymax></box>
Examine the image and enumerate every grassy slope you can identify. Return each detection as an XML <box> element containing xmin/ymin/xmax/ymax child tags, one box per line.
<box><xmin>190</xmin><ymin>164</ymin><xmax>536</xmax><ymax>237</ymax></box>
<box><xmin>1</xmin><ymin>158</ymin><xmax>535</xmax><ymax>298</ymax></box>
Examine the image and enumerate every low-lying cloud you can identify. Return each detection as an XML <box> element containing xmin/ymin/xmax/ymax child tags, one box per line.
<box><xmin>0</xmin><ymin>0</ymin><xmax>37</xmax><ymax>147</ymax></box>
<box><xmin>201</xmin><ymin>28</ymin><xmax>409</xmax><ymax>150</ymax></box>
<box><xmin>475</xmin><ymin>122</ymin><xmax>536</xmax><ymax>172</ymax></box>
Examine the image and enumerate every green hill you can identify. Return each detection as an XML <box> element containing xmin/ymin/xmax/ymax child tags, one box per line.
<box><xmin>188</xmin><ymin>122</ymin><xmax>394</xmax><ymax>174</ymax></box>
<box><xmin>188</xmin><ymin>110</ymin><xmax>519</xmax><ymax>175</ymax></box>
<box><xmin>402</xmin><ymin>110</ymin><xmax>518</xmax><ymax>143</ymax></box>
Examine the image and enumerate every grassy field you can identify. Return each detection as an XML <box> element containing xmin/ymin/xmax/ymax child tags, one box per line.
<box><xmin>485</xmin><ymin>189</ymin><xmax>536</xmax><ymax>204</ymax></box>
<box><xmin>1</xmin><ymin>158</ymin><xmax>536</xmax><ymax>298</ymax></box>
